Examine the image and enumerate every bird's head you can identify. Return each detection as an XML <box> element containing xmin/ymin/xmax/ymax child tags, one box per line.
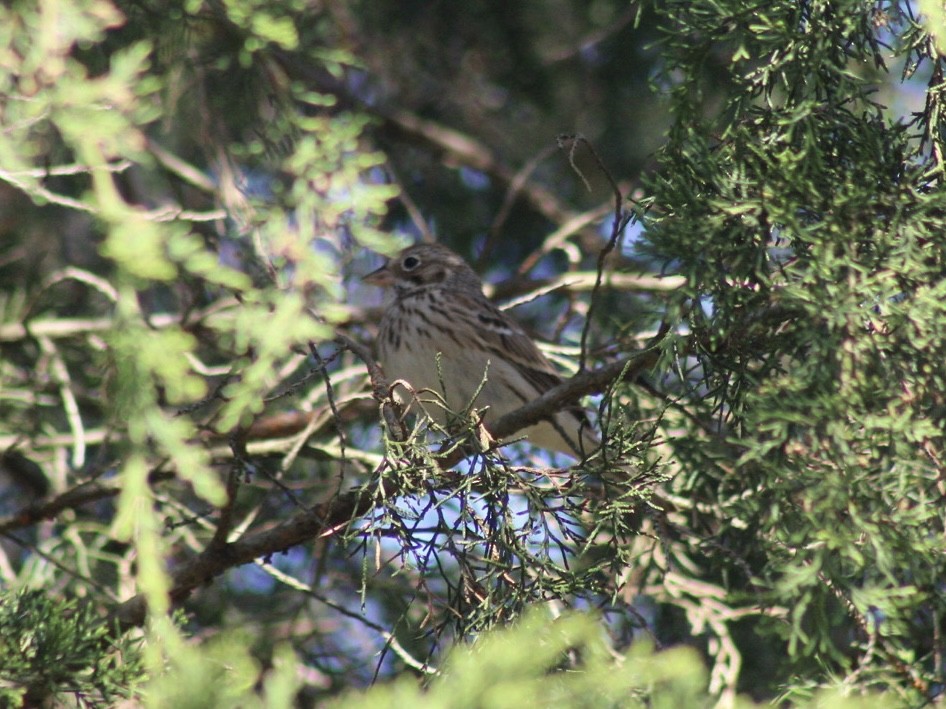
<box><xmin>364</xmin><ymin>244</ymin><xmax>482</xmax><ymax>296</ymax></box>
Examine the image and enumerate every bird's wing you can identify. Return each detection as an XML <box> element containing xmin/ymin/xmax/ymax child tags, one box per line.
<box><xmin>448</xmin><ymin>291</ymin><xmax>600</xmax><ymax>456</ymax></box>
<box><xmin>458</xmin><ymin>293</ymin><xmax>565</xmax><ymax>389</ymax></box>
<box><xmin>458</xmin><ymin>293</ymin><xmax>594</xmax><ymax>425</ymax></box>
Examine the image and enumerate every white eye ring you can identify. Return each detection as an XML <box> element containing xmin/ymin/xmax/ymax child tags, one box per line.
<box><xmin>402</xmin><ymin>256</ymin><xmax>421</xmax><ymax>270</ymax></box>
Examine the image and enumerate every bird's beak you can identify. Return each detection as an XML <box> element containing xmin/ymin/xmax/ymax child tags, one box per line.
<box><xmin>363</xmin><ymin>262</ymin><xmax>394</xmax><ymax>287</ymax></box>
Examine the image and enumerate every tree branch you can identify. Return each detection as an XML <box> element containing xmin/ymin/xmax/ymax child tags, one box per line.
<box><xmin>0</xmin><ymin>480</ymin><xmax>119</xmax><ymax>533</ymax></box>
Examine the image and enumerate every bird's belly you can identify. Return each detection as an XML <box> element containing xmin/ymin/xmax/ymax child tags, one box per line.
<box><xmin>381</xmin><ymin>340</ymin><xmax>526</xmax><ymax>425</ymax></box>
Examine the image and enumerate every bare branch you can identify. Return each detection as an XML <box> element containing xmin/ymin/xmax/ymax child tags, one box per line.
<box><xmin>380</xmin><ymin>108</ymin><xmax>578</xmax><ymax>228</ymax></box>
<box><xmin>146</xmin><ymin>137</ymin><xmax>218</xmax><ymax>194</ymax></box>
<box><xmin>0</xmin><ymin>166</ymin><xmax>97</xmax><ymax>212</ymax></box>
<box><xmin>0</xmin><ymin>480</ymin><xmax>120</xmax><ymax>533</ymax></box>
<box><xmin>487</xmin><ymin>270</ymin><xmax>684</xmax><ymax>303</ymax></box>
<box><xmin>490</xmin><ymin>348</ymin><xmax>658</xmax><ymax>444</ymax></box>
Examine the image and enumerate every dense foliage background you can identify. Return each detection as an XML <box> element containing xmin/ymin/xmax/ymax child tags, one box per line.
<box><xmin>2</xmin><ymin>0</ymin><xmax>946</xmax><ymax>706</ymax></box>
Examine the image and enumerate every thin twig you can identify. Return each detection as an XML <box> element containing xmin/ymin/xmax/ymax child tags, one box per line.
<box><xmin>516</xmin><ymin>202</ymin><xmax>614</xmax><ymax>275</ymax></box>
<box><xmin>0</xmin><ymin>166</ymin><xmax>96</xmax><ymax>212</ymax></box>
<box><xmin>1</xmin><ymin>160</ymin><xmax>132</xmax><ymax>179</ymax></box>
<box><xmin>487</xmin><ymin>270</ymin><xmax>684</xmax><ymax>303</ymax></box>
<box><xmin>0</xmin><ymin>532</ymin><xmax>119</xmax><ymax>599</ymax></box>
<box><xmin>146</xmin><ymin>137</ymin><xmax>218</xmax><ymax>193</ymax></box>
<box><xmin>386</xmin><ymin>164</ymin><xmax>435</xmax><ymax>243</ymax></box>
<box><xmin>557</xmin><ymin>134</ymin><xmax>629</xmax><ymax>372</ymax></box>
<box><xmin>482</xmin><ymin>144</ymin><xmax>558</xmax><ymax>265</ymax></box>
<box><xmin>257</xmin><ymin>560</ymin><xmax>437</xmax><ymax>674</ymax></box>
<box><xmin>309</xmin><ymin>343</ymin><xmax>347</xmax><ymax>461</ymax></box>
<box><xmin>39</xmin><ymin>336</ymin><xmax>86</xmax><ymax>469</ymax></box>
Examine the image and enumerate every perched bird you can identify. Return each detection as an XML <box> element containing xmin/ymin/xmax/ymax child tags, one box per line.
<box><xmin>364</xmin><ymin>243</ymin><xmax>598</xmax><ymax>458</ymax></box>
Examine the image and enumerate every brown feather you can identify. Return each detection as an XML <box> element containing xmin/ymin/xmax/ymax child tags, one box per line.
<box><xmin>366</xmin><ymin>243</ymin><xmax>599</xmax><ymax>458</ymax></box>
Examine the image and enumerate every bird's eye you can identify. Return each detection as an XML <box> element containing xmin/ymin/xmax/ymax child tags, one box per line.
<box><xmin>402</xmin><ymin>256</ymin><xmax>421</xmax><ymax>270</ymax></box>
